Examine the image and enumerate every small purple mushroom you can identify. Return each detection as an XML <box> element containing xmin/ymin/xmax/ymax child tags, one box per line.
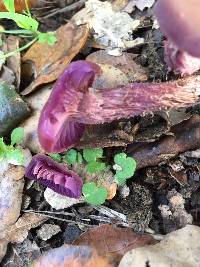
<box><xmin>38</xmin><ymin>61</ymin><xmax>101</xmax><ymax>153</ymax></box>
<box><xmin>25</xmin><ymin>154</ymin><xmax>83</xmax><ymax>198</ymax></box>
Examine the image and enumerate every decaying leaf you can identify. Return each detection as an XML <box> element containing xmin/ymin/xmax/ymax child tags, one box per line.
<box><xmin>22</xmin><ymin>21</ymin><xmax>89</xmax><ymax>95</ymax></box>
<box><xmin>0</xmin><ymin>165</ymin><xmax>25</xmax><ymax>233</ymax></box>
<box><xmin>1</xmin><ymin>212</ymin><xmax>47</xmax><ymax>243</ymax></box>
<box><xmin>128</xmin><ymin>115</ymin><xmax>200</xmax><ymax>169</ymax></box>
<box><xmin>86</xmin><ymin>50</ymin><xmax>148</xmax><ymax>87</ymax></box>
<box><xmin>6</xmin><ymin>35</ymin><xmax>21</xmax><ymax>90</ymax></box>
<box><xmin>21</xmin><ymin>84</ymin><xmax>51</xmax><ymax>154</ymax></box>
<box><xmin>124</xmin><ymin>0</ymin><xmax>155</xmax><ymax>13</ymax></box>
<box><xmin>0</xmin><ymin>0</ymin><xmax>37</xmax><ymax>12</ymax></box>
<box><xmin>2</xmin><ymin>239</ymin><xmax>41</xmax><ymax>267</ymax></box>
<box><xmin>73</xmin><ymin>224</ymin><xmax>156</xmax><ymax>265</ymax></box>
<box><xmin>74</xmin><ymin>0</ymin><xmax>141</xmax><ymax>55</ymax></box>
<box><xmin>44</xmin><ymin>188</ymin><xmax>83</xmax><ymax>210</ymax></box>
<box><xmin>30</xmin><ymin>245</ymin><xmax>114</xmax><ymax>267</ymax></box>
<box><xmin>0</xmin><ymin>82</ymin><xmax>30</xmax><ymax>136</ymax></box>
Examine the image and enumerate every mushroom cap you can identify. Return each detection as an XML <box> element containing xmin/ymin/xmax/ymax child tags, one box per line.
<box><xmin>38</xmin><ymin>61</ymin><xmax>101</xmax><ymax>153</ymax></box>
<box><xmin>154</xmin><ymin>0</ymin><xmax>200</xmax><ymax>57</ymax></box>
<box><xmin>25</xmin><ymin>154</ymin><xmax>83</xmax><ymax>198</ymax></box>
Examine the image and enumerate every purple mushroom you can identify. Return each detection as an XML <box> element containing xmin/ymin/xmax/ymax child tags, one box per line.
<box><xmin>38</xmin><ymin>61</ymin><xmax>101</xmax><ymax>153</ymax></box>
<box><xmin>38</xmin><ymin>61</ymin><xmax>200</xmax><ymax>153</ymax></box>
<box><xmin>25</xmin><ymin>154</ymin><xmax>83</xmax><ymax>198</ymax></box>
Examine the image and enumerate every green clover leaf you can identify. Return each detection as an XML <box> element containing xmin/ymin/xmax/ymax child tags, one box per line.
<box><xmin>48</xmin><ymin>153</ymin><xmax>62</xmax><ymax>162</ymax></box>
<box><xmin>86</xmin><ymin>161</ymin><xmax>106</xmax><ymax>174</ymax></box>
<box><xmin>114</xmin><ymin>153</ymin><xmax>136</xmax><ymax>185</ymax></box>
<box><xmin>38</xmin><ymin>32</ymin><xmax>57</xmax><ymax>45</ymax></box>
<box><xmin>82</xmin><ymin>182</ymin><xmax>107</xmax><ymax>205</ymax></box>
<box><xmin>83</xmin><ymin>148</ymin><xmax>103</xmax><ymax>162</ymax></box>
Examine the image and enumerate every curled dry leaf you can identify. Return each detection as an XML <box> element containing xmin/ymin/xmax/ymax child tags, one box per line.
<box><xmin>73</xmin><ymin>224</ymin><xmax>156</xmax><ymax>265</ymax></box>
<box><xmin>1</xmin><ymin>212</ymin><xmax>47</xmax><ymax>243</ymax></box>
<box><xmin>22</xmin><ymin>21</ymin><xmax>89</xmax><ymax>95</ymax></box>
<box><xmin>30</xmin><ymin>245</ymin><xmax>114</xmax><ymax>267</ymax></box>
<box><xmin>128</xmin><ymin>115</ymin><xmax>200</xmax><ymax>169</ymax></box>
<box><xmin>0</xmin><ymin>0</ymin><xmax>37</xmax><ymax>12</ymax></box>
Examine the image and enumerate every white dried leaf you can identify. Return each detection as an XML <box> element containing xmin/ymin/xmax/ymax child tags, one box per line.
<box><xmin>125</xmin><ymin>0</ymin><xmax>155</xmax><ymax>13</ymax></box>
<box><xmin>44</xmin><ymin>188</ymin><xmax>83</xmax><ymax>210</ymax></box>
<box><xmin>85</xmin><ymin>0</ymin><xmax>140</xmax><ymax>54</ymax></box>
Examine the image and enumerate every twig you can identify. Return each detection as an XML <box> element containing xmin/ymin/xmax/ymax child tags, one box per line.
<box><xmin>42</xmin><ymin>0</ymin><xmax>86</xmax><ymax>19</ymax></box>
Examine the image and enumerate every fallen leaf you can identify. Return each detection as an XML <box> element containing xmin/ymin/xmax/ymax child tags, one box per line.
<box><xmin>124</xmin><ymin>0</ymin><xmax>155</xmax><ymax>13</ymax></box>
<box><xmin>73</xmin><ymin>224</ymin><xmax>156</xmax><ymax>265</ymax></box>
<box><xmin>30</xmin><ymin>245</ymin><xmax>114</xmax><ymax>267</ymax></box>
<box><xmin>21</xmin><ymin>84</ymin><xmax>51</xmax><ymax>153</ymax></box>
<box><xmin>86</xmin><ymin>50</ymin><xmax>148</xmax><ymax>87</ymax></box>
<box><xmin>0</xmin><ymin>165</ymin><xmax>25</xmax><ymax>233</ymax></box>
<box><xmin>22</xmin><ymin>21</ymin><xmax>89</xmax><ymax>95</ymax></box>
<box><xmin>0</xmin><ymin>0</ymin><xmax>37</xmax><ymax>12</ymax></box>
<box><xmin>6</xmin><ymin>35</ymin><xmax>21</xmax><ymax>90</ymax></box>
<box><xmin>128</xmin><ymin>115</ymin><xmax>200</xmax><ymax>169</ymax></box>
<box><xmin>2</xmin><ymin>239</ymin><xmax>41</xmax><ymax>267</ymax></box>
<box><xmin>1</xmin><ymin>212</ymin><xmax>47</xmax><ymax>243</ymax></box>
<box><xmin>119</xmin><ymin>225</ymin><xmax>200</xmax><ymax>267</ymax></box>
<box><xmin>44</xmin><ymin>188</ymin><xmax>83</xmax><ymax>210</ymax></box>
<box><xmin>74</xmin><ymin>0</ymin><xmax>141</xmax><ymax>55</ymax></box>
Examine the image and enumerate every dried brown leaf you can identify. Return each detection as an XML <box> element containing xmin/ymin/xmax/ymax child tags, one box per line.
<box><xmin>128</xmin><ymin>115</ymin><xmax>200</xmax><ymax>169</ymax></box>
<box><xmin>2</xmin><ymin>212</ymin><xmax>47</xmax><ymax>243</ymax></box>
<box><xmin>22</xmin><ymin>21</ymin><xmax>89</xmax><ymax>95</ymax></box>
<box><xmin>73</xmin><ymin>224</ymin><xmax>156</xmax><ymax>265</ymax></box>
<box><xmin>0</xmin><ymin>165</ymin><xmax>25</xmax><ymax>233</ymax></box>
<box><xmin>6</xmin><ymin>35</ymin><xmax>21</xmax><ymax>90</ymax></box>
<box><xmin>31</xmin><ymin>245</ymin><xmax>114</xmax><ymax>267</ymax></box>
<box><xmin>86</xmin><ymin>50</ymin><xmax>148</xmax><ymax>85</ymax></box>
<box><xmin>0</xmin><ymin>0</ymin><xmax>37</xmax><ymax>12</ymax></box>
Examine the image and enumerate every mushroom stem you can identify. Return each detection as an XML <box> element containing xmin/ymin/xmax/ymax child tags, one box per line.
<box><xmin>75</xmin><ymin>75</ymin><xmax>200</xmax><ymax>124</ymax></box>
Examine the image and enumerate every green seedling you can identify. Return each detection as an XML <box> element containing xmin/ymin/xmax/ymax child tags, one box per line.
<box><xmin>63</xmin><ymin>149</ymin><xmax>83</xmax><ymax>165</ymax></box>
<box><xmin>0</xmin><ymin>127</ymin><xmax>25</xmax><ymax>165</ymax></box>
<box><xmin>48</xmin><ymin>153</ymin><xmax>62</xmax><ymax>163</ymax></box>
<box><xmin>82</xmin><ymin>182</ymin><xmax>107</xmax><ymax>205</ymax></box>
<box><xmin>113</xmin><ymin>152</ymin><xmax>136</xmax><ymax>185</ymax></box>
<box><xmin>0</xmin><ymin>0</ymin><xmax>57</xmax><ymax>60</ymax></box>
<box><xmin>83</xmin><ymin>148</ymin><xmax>107</xmax><ymax>174</ymax></box>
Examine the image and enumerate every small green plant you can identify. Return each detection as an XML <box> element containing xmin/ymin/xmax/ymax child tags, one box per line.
<box><xmin>83</xmin><ymin>148</ymin><xmax>106</xmax><ymax>174</ymax></box>
<box><xmin>0</xmin><ymin>0</ymin><xmax>57</xmax><ymax>60</ymax></box>
<box><xmin>63</xmin><ymin>149</ymin><xmax>83</xmax><ymax>165</ymax></box>
<box><xmin>0</xmin><ymin>127</ymin><xmax>25</xmax><ymax>165</ymax></box>
<box><xmin>49</xmin><ymin>153</ymin><xmax>62</xmax><ymax>163</ymax></box>
<box><xmin>49</xmin><ymin>148</ymin><xmax>137</xmax><ymax>205</ymax></box>
<box><xmin>113</xmin><ymin>152</ymin><xmax>136</xmax><ymax>185</ymax></box>
<box><xmin>82</xmin><ymin>182</ymin><xmax>107</xmax><ymax>205</ymax></box>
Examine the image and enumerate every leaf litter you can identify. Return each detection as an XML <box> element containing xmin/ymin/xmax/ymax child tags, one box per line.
<box><xmin>1</xmin><ymin>0</ymin><xmax>200</xmax><ymax>266</ymax></box>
